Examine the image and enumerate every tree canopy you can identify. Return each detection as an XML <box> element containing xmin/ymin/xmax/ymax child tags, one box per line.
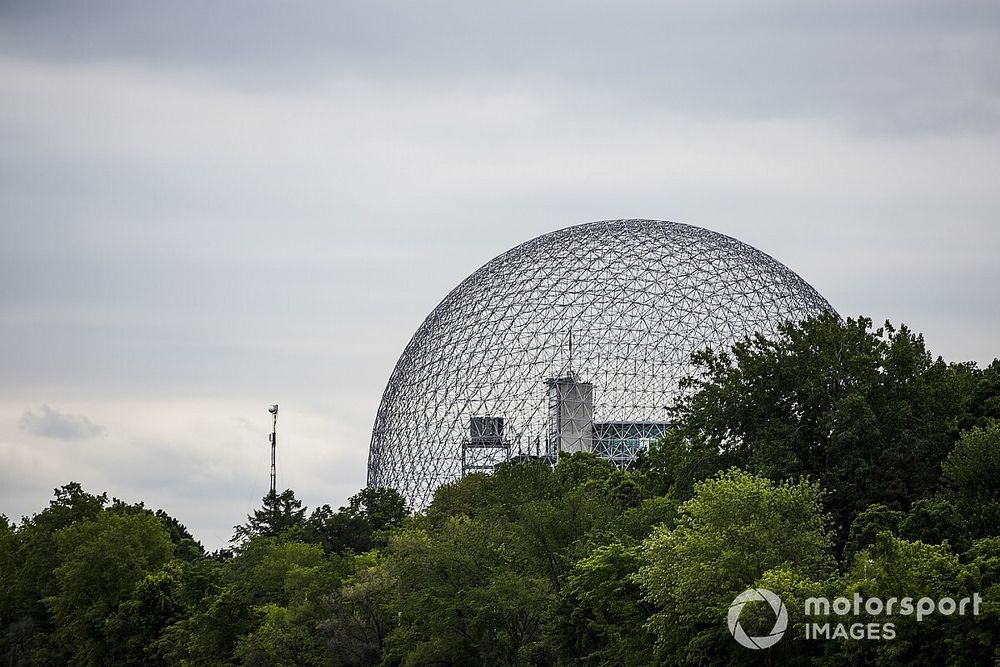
<box><xmin>2</xmin><ymin>314</ymin><xmax>999</xmax><ymax>665</ymax></box>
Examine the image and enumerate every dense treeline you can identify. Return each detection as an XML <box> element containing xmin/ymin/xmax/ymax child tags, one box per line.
<box><xmin>2</xmin><ymin>314</ymin><xmax>1000</xmax><ymax>665</ymax></box>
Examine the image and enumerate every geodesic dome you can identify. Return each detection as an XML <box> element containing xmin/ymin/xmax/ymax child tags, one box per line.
<box><xmin>368</xmin><ymin>219</ymin><xmax>834</xmax><ymax>508</ymax></box>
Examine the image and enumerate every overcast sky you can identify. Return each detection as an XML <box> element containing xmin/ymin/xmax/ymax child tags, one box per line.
<box><xmin>1</xmin><ymin>1</ymin><xmax>998</xmax><ymax>549</ymax></box>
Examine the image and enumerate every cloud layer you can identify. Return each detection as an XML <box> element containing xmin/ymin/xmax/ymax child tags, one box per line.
<box><xmin>19</xmin><ymin>405</ymin><xmax>104</xmax><ymax>440</ymax></box>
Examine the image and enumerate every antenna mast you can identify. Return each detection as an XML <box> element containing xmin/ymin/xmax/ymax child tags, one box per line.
<box><xmin>268</xmin><ymin>404</ymin><xmax>278</xmax><ymax>496</ymax></box>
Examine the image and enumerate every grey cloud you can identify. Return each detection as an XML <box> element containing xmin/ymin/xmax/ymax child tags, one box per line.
<box><xmin>19</xmin><ymin>405</ymin><xmax>105</xmax><ymax>440</ymax></box>
<box><xmin>1</xmin><ymin>2</ymin><xmax>999</xmax><ymax>135</ymax></box>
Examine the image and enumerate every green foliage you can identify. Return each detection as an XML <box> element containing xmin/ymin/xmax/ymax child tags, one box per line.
<box><xmin>10</xmin><ymin>484</ymin><xmax>108</xmax><ymax>617</ymax></box>
<box><xmin>424</xmin><ymin>458</ymin><xmax>563</xmax><ymax>524</ymax></box>
<box><xmin>606</xmin><ymin>495</ymin><xmax>679</xmax><ymax>545</ymax></box>
<box><xmin>49</xmin><ymin>510</ymin><xmax>175</xmax><ymax>665</ymax></box>
<box><xmin>1</xmin><ymin>484</ymin><xmax>113</xmax><ymax>665</ymax></box>
<box><xmin>158</xmin><ymin>537</ymin><xmax>347</xmax><ymax>666</ymax></box>
<box><xmin>843</xmin><ymin>503</ymin><xmax>904</xmax><ymax>562</ymax></box>
<box><xmin>104</xmin><ymin>563</ymin><xmax>186</xmax><ymax>666</ymax></box>
<box><xmin>852</xmin><ymin>532</ymin><xmax>961</xmax><ymax>598</ymax></box>
<box><xmin>752</xmin><ymin>565</ymin><xmax>828</xmax><ymax>664</ymax></box>
<box><xmin>380</xmin><ymin>520</ymin><xmax>555</xmax><ymax>666</ymax></box>
<box><xmin>155</xmin><ymin>509</ymin><xmax>205</xmax><ymax>561</ymax></box>
<box><xmin>671</xmin><ymin>314</ymin><xmax>976</xmax><ymax>540</ymax></box>
<box><xmin>942</xmin><ymin>423</ymin><xmax>1000</xmax><ymax>537</ymax></box>
<box><xmin>322</xmin><ymin>552</ymin><xmax>398</xmax><ymax>666</ymax></box>
<box><xmin>229</xmin><ymin>539</ymin><xmax>343</xmax><ymax>666</ymax></box>
<box><xmin>3</xmin><ymin>318</ymin><xmax>999</xmax><ymax>665</ymax></box>
<box><xmin>0</xmin><ymin>515</ymin><xmax>17</xmax><ymax>618</ymax></box>
<box><xmin>108</xmin><ymin>498</ymin><xmax>206</xmax><ymax>562</ymax></box>
<box><xmin>303</xmin><ymin>487</ymin><xmax>409</xmax><ymax>555</ymax></box>
<box><xmin>834</xmin><ymin>534</ymin><xmax>968</xmax><ymax>666</ymax></box>
<box><xmin>233</xmin><ymin>489</ymin><xmax>308</xmax><ymax>544</ymax></box>
<box><xmin>637</xmin><ymin>469</ymin><xmax>833</xmax><ymax>664</ymax></box>
<box><xmin>899</xmin><ymin>497</ymin><xmax>970</xmax><ymax>552</ymax></box>
<box><xmin>356</xmin><ymin>454</ymin><xmax>642</xmax><ymax>666</ymax></box>
<box><xmin>633</xmin><ymin>430</ymin><xmax>731</xmax><ymax>501</ymax></box>
<box><xmin>553</xmin><ymin>542</ymin><xmax>656</xmax><ymax>666</ymax></box>
<box><xmin>958</xmin><ymin>359</ymin><xmax>1000</xmax><ymax>432</ymax></box>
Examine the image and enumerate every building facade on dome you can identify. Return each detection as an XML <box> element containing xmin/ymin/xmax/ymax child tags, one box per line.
<box><xmin>368</xmin><ymin>219</ymin><xmax>835</xmax><ymax>508</ymax></box>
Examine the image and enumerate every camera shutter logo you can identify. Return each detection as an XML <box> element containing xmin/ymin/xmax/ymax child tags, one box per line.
<box><xmin>727</xmin><ymin>588</ymin><xmax>788</xmax><ymax>649</ymax></box>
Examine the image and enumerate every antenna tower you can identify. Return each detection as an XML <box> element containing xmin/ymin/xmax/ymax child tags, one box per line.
<box><xmin>268</xmin><ymin>404</ymin><xmax>278</xmax><ymax>496</ymax></box>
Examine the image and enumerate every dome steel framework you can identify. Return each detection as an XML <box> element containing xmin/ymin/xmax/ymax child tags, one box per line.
<box><xmin>368</xmin><ymin>219</ymin><xmax>834</xmax><ymax>508</ymax></box>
